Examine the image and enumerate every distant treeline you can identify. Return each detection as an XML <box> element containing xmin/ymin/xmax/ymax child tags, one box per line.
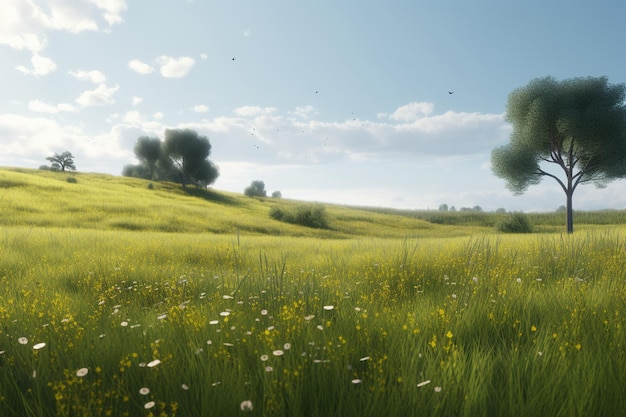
<box><xmin>352</xmin><ymin>207</ymin><xmax>626</xmax><ymax>228</ymax></box>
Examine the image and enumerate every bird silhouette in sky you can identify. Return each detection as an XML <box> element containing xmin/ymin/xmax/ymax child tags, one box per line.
<box><xmin>448</xmin><ymin>91</ymin><xmax>454</xmax><ymax>94</ymax></box>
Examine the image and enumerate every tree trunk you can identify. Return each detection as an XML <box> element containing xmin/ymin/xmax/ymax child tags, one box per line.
<box><xmin>566</xmin><ymin>190</ymin><xmax>574</xmax><ymax>234</ymax></box>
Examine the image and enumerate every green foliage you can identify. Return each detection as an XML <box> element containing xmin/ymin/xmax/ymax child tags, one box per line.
<box><xmin>491</xmin><ymin>75</ymin><xmax>626</xmax><ymax>233</ymax></box>
<box><xmin>495</xmin><ymin>212</ymin><xmax>533</xmax><ymax>233</ymax></box>
<box><xmin>270</xmin><ymin>204</ymin><xmax>330</xmax><ymax>229</ymax></box>
<box><xmin>65</xmin><ymin>176</ymin><xmax>77</xmax><ymax>184</ymax></box>
<box><xmin>124</xmin><ymin>129</ymin><xmax>219</xmax><ymax>188</ymax></box>
<box><xmin>244</xmin><ymin>180</ymin><xmax>267</xmax><ymax>197</ymax></box>
<box><xmin>45</xmin><ymin>151</ymin><xmax>76</xmax><ymax>172</ymax></box>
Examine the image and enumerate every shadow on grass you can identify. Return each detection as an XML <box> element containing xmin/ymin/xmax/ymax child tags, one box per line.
<box><xmin>182</xmin><ymin>187</ymin><xmax>243</xmax><ymax>206</ymax></box>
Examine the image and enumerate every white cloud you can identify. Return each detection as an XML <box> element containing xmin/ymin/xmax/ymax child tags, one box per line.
<box><xmin>389</xmin><ymin>102</ymin><xmax>434</xmax><ymax>121</ymax></box>
<box><xmin>75</xmin><ymin>83</ymin><xmax>119</xmax><ymax>106</ymax></box>
<box><xmin>128</xmin><ymin>59</ymin><xmax>154</xmax><ymax>75</ymax></box>
<box><xmin>15</xmin><ymin>53</ymin><xmax>57</xmax><ymax>76</ymax></box>
<box><xmin>28</xmin><ymin>100</ymin><xmax>77</xmax><ymax>113</ymax></box>
<box><xmin>193</xmin><ymin>105</ymin><xmax>209</xmax><ymax>113</ymax></box>
<box><xmin>122</xmin><ymin>110</ymin><xmax>142</xmax><ymax>124</ymax></box>
<box><xmin>289</xmin><ymin>105</ymin><xmax>318</xmax><ymax>119</ymax></box>
<box><xmin>233</xmin><ymin>106</ymin><xmax>276</xmax><ymax>117</ymax></box>
<box><xmin>153</xmin><ymin>112</ymin><xmax>164</xmax><ymax>120</ymax></box>
<box><xmin>156</xmin><ymin>56</ymin><xmax>195</xmax><ymax>78</ymax></box>
<box><xmin>0</xmin><ymin>0</ymin><xmax>127</xmax><ymax>55</ymax></box>
<box><xmin>91</xmin><ymin>0</ymin><xmax>128</xmax><ymax>25</ymax></box>
<box><xmin>200</xmin><ymin>53</ymin><xmax>208</xmax><ymax>60</ymax></box>
<box><xmin>129</xmin><ymin>55</ymin><xmax>196</xmax><ymax>78</ymax></box>
<box><xmin>131</xmin><ymin>96</ymin><xmax>143</xmax><ymax>106</ymax></box>
<box><xmin>69</xmin><ymin>69</ymin><xmax>107</xmax><ymax>84</ymax></box>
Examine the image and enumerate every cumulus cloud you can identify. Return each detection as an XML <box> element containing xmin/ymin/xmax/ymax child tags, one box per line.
<box><xmin>15</xmin><ymin>53</ymin><xmax>57</xmax><ymax>76</ymax></box>
<box><xmin>388</xmin><ymin>102</ymin><xmax>434</xmax><ymax>121</ymax></box>
<box><xmin>0</xmin><ymin>0</ymin><xmax>127</xmax><ymax>52</ymax></box>
<box><xmin>233</xmin><ymin>106</ymin><xmax>276</xmax><ymax>117</ymax></box>
<box><xmin>28</xmin><ymin>100</ymin><xmax>77</xmax><ymax>113</ymax></box>
<box><xmin>75</xmin><ymin>83</ymin><xmax>119</xmax><ymax>106</ymax></box>
<box><xmin>156</xmin><ymin>56</ymin><xmax>195</xmax><ymax>78</ymax></box>
<box><xmin>289</xmin><ymin>105</ymin><xmax>318</xmax><ymax>119</ymax></box>
<box><xmin>128</xmin><ymin>59</ymin><xmax>154</xmax><ymax>75</ymax></box>
<box><xmin>131</xmin><ymin>96</ymin><xmax>143</xmax><ymax>106</ymax></box>
<box><xmin>69</xmin><ymin>70</ymin><xmax>107</xmax><ymax>84</ymax></box>
<box><xmin>194</xmin><ymin>105</ymin><xmax>210</xmax><ymax>113</ymax></box>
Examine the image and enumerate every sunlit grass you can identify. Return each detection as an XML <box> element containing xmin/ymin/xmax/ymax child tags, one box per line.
<box><xmin>1</xmin><ymin>224</ymin><xmax>626</xmax><ymax>416</ymax></box>
<box><xmin>2</xmin><ymin>167</ymin><xmax>626</xmax><ymax>415</ymax></box>
<box><xmin>0</xmin><ymin>167</ymin><xmax>483</xmax><ymax>238</ymax></box>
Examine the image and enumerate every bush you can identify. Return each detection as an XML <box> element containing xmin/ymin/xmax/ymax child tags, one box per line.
<box><xmin>496</xmin><ymin>212</ymin><xmax>533</xmax><ymax>233</ymax></box>
<box><xmin>66</xmin><ymin>176</ymin><xmax>78</xmax><ymax>183</ymax></box>
<box><xmin>269</xmin><ymin>204</ymin><xmax>329</xmax><ymax>229</ymax></box>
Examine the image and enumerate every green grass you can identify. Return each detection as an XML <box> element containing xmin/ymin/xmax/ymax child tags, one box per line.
<box><xmin>1</xmin><ymin>167</ymin><xmax>626</xmax><ymax>416</ymax></box>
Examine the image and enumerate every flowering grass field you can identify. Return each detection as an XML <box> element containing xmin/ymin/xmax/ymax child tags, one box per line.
<box><xmin>1</xmin><ymin>225</ymin><xmax>626</xmax><ymax>417</ymax></box>
<box><xmin>1</xmin><ymin>168</ymin><xmax>626</xmax><ymax>416</ymax></box>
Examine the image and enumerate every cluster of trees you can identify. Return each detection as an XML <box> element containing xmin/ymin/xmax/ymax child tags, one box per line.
<box><xmin>123</xmin><ymin>129</ymin><xmax>219</xmax><ymax>188</ymax></box>
<box><xmin>244</xmin><ymin>180</ymin><xmax>281</xmax><ymax>198</ymax></box>
<box><xmin>37</xmin><ymin>75</ymin><xmax>626</xmax><ymax>235</ymax></box>
<box><xmin>438</xmin><ymin>204</ymin><xmax>483</xmax><ymax>212</ymax></box>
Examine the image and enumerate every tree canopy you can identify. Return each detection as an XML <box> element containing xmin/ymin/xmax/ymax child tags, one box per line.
<box><xmin>45</xmin><ymin>151</ymin><xmax>76</xmax><ymax>172</ymax></box>
<box><xmin>491</xmin><ymin>76</ymin><xmax>626</xmax><ymax>233</ymax></box>
<box><xmin>244</xmin><ymin>180</ymin><xmax>267</xmax><ymax>197</ymax></box>
<box><xmin>123</xmin><ymin>129</ymin><xmax>219</xmax><ymax>188</ymax></box>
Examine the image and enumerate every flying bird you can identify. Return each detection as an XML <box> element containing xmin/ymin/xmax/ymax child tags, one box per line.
<box><xmin>448</xmin><ymin>91</ymin><xmax>454</xmax><ymax>94</ymax></box>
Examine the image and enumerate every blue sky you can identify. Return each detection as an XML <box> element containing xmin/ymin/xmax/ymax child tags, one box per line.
<box><xmin>2</xmin><ymin>0</ymin><xmax>626</xmax><ymax>212</ymax></box>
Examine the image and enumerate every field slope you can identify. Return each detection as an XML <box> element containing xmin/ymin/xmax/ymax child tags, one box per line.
<box><xmin>1</xmin><ymin>167</ymin><xmax>626</xmax><ymax>417</ymax></box>
<box><xmin>0</xmin><ymin>167</ymin><xmax>469</xmax><ymax>238</ymax></box>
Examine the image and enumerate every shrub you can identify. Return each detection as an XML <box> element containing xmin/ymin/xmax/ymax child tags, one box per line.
<box><xmin>66</xmin><ymin>176</ymin><xmax>78</xmax><ymax>183</ymax></box>
<box><xmin>496</xmin><ymin>212</ymin><xmax>533</xmax><ymax>233</ymax></box>
<box><xmin>269</xmin><ymin>204</ymin><xmax>329</xmax><ymax>229</ymax></box>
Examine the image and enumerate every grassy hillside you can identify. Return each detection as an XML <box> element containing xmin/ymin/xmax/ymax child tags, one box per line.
<box><xmin>0</xmin><ymin>167</ymin><xmax>484</xmax><ymax>238</ymax></box>
<box><xmin>2</xmin><ymin>167</ymin><xmax>626</xmax><ymax>416</ymax></box>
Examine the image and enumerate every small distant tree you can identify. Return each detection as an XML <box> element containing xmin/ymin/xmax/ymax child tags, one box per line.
<box><xmin>271</xmin><ymin>191</ymin><xmax>282</xmax><ymax>198</ymax></box>
<box><xmin>244</xmin><ymin>180</ymin><xmax>267</xmax><ymax>197</ymax></box>
<box><xmin>438</xmin><ymin>203</ymin><xmax>448</xmax><ymax>211</ymax></box>
<box><xmin>46</xmin><ymin>151</ymin><xmax>76</xmax><ymax>172</ymax></box>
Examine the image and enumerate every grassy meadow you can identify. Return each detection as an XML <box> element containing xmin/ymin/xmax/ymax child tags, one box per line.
<box><xmin>1</xmin><ymin>167</ymin><xmax>626</xmax><ymax>416</ymax></box>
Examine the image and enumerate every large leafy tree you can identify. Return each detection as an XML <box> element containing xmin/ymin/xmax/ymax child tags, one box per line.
<box><xmin>134</xmin><ymin>136</ymin><xmax>162</xmax><ymax>179</ymax></box>
<box><xmin>123</xmin><ymin>129</ymin><xmax>219</xmax><ymax>188</ymax></box>
<box><xmin>46</xmin><ymin>151</ymin><xmax>76</xmax><ymax>172</ymax></box>
<box><xmin>163</xmin><ymin>129</ymin><xmax>219</xmax><ymax>188</ymax></box>
<box><xmin>491</xmin><ymin>76</ymin><xmax>626</xmax><ymax>233</ymax></box>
